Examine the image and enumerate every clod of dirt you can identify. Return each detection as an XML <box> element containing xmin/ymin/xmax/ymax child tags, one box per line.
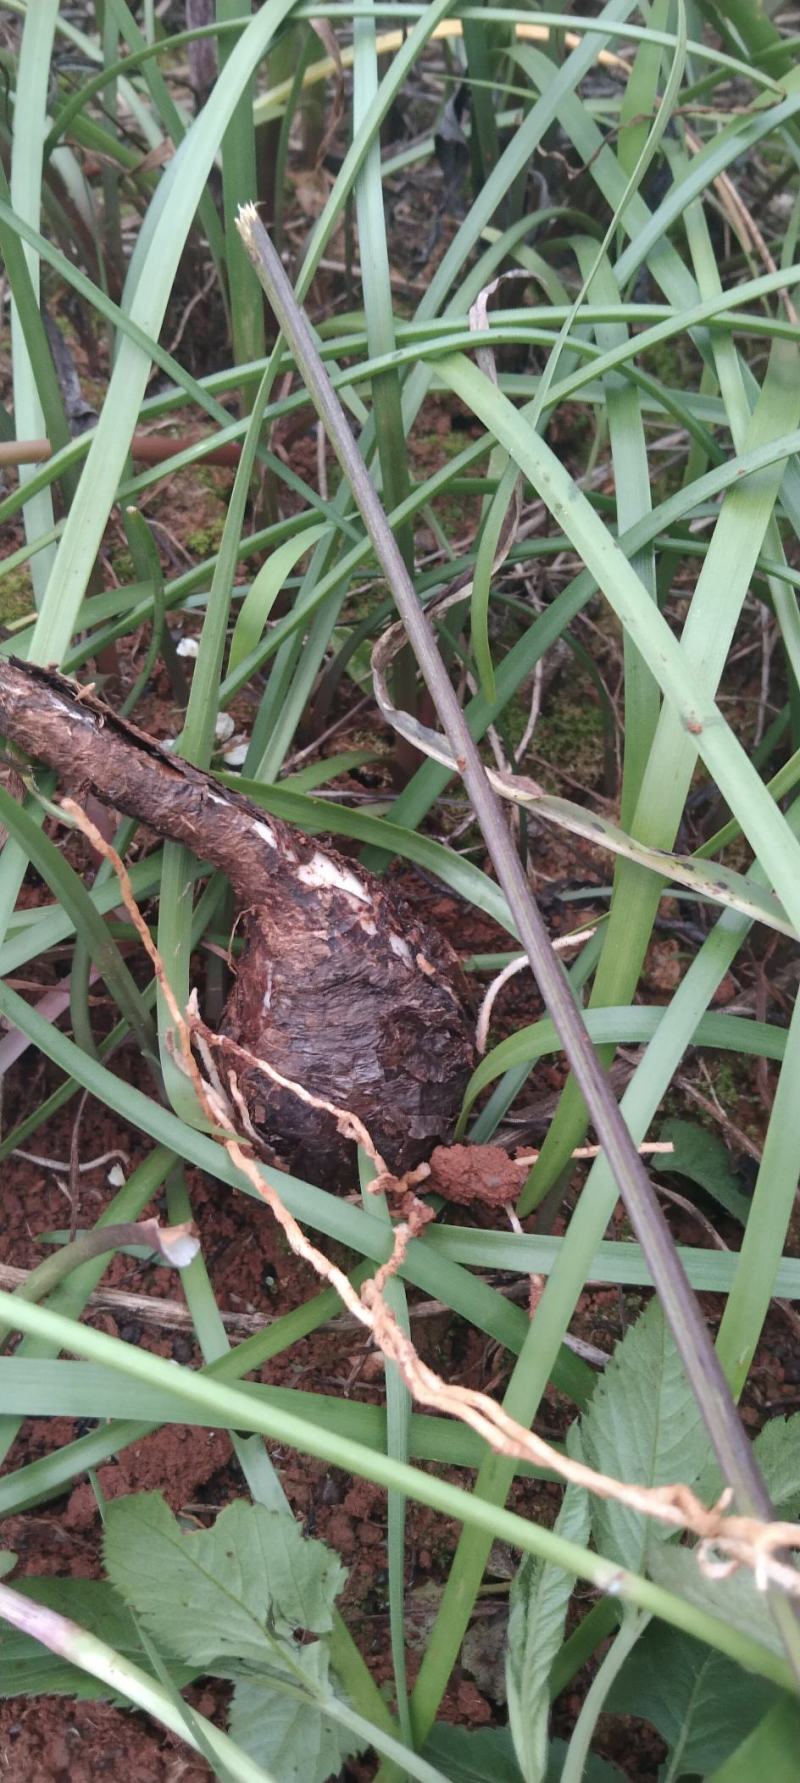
<box><xmin>426</xmin><ymin>1142</ymin><xmax>520</xmax><ymax>1207</ymax></box>
<box><xmin>0</xmin><ymin>658</ymin><xmax>475</xmax><ymax>1186</ymax></box>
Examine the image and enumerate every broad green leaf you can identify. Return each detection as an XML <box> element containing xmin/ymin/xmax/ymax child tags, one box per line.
<box><xmin>103</xmin><ymin>1493</ymin><xmax>346</xmax><ymax>1667</ymax></box>
<box><xmin>654</xmin><ymin>1120</ymin><xmax>751</xmax><ymax>1225</ymax></box>
<box><xmin>0</xmin><ymin>1577</ymin><xmax>196</xmax><ymax>1699</ymax></box>
<box><xmin>647</xmin><ymin>1545</ymin><xmax>785</xmax><ymax>1659</ymax></box>
<box><xmin>697</xmin><ymin>1414</ymin><xmax>800</xmax><ymax>1520</ymax></box>
<box><xmin>506</xmin><ymin>1460</ymin><xmax>590</xmax><ymax>1783</ymax></box>
<box><xmin>707</xmin><ymin>1698</ymin><xmax>800</xmax><ymax>1783</ymax></box>
<box><xmin>752</xmin><ymin>1416</ymin><xmax>800</xmax><ymax>1517</ymax></box>
<box><xmin>544</xmin><ymin>1746</ymin><xmax>625</xmax><ymax>1783</ymax></box>
<box><xmin>422</xmin><ymin>1725</ymin><xmax>624</xmax><ymax>1783</ymax></box>
<box><xmin>229</xmin><ymin>1646</ymin><xmax>362</xmax><ymax>1783</ymax></box>
<box><xmin>423</xmin><ymin>1724</ymin><xmax>524</xmax><ymax>1783</ymax></box>
<box><xmin>606</xmin><ymin>1623</ymin><xmax>778</xmax><ymax>1780</ymax></box>
<box><xmin>579</xmin><ymin>1302</ymin><xmax>711</xmax><ymax>1571</ymax></box>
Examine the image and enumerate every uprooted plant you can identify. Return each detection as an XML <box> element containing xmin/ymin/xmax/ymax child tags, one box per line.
<box><xmin>0</xmin><ymin>655</ymin><xmax>475</xmax><ymax>1186</ymax></box>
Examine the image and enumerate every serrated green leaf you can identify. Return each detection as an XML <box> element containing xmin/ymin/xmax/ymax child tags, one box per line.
<box><xmin>647</xmin><ymin>1545</ymin><xmax>786</xmax><ymax>1659</ymax></box>
<box><xmin>506</xmin><ymin>1449</ymin><xmax>590</xmax><ymax>1783</ymax></box>
<box><xmin>229</xmin><ymin>1645</ymin><xmax>362</xmax><ymax>1783</ymax></box>
<box><xmin>695</xmin><ymin>1413</ymin><xmax>800</xmax><ymax>1519</ymax></box>
<box><xmin>753</xmin><ymin>1416</ymin><xmax>800</xmax><ymax>1516</ymax></box>
<box><xmin>579</xmin><ymin>1302</ymin><xmax>712</xmax><ymax>1571</ymax></box>
<box><xmin>654</xmin><ymin>1120</ymin><xmax>751</xmax><ymax>1224</ymax></box>
<box><xmin>0</xmin><ymin>1577</ymin><xmax>197</xmax><ymax>1699</ymax></box>
<box><xmin>103</xmin><ymin>1493</ymin><xmax>347</xmax><ymax>1668</ymax></box>
<box><xmin>606</xmin><ymin>1622</ymin><xmax>779</xmax><ymax>1779</ymax></box>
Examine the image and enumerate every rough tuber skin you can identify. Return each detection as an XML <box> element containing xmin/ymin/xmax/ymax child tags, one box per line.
<box><xmin>0</xmin><ymin>658</ymin><xmax>475</xmax><ymax>1185</ymax></box>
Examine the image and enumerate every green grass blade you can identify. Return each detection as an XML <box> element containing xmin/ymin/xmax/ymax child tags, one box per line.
<box><xmin>8</xmin><ymin>0</ymin><xmax>59</xmax><ymax>601</ymax></box>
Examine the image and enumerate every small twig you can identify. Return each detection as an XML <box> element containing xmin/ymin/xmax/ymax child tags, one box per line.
<box><xmin>166</xmin><ymin>264</ymin><xmax>217</xmax><ymax>357</ymax></box>
<box><xmin>11</xmin><ymin>1146</ymin><xmax>129</xmax><ymax>1175</ymax></box>
<box><xmin>0</xmin><ymin>1221</ymin><xmax>199</xmax><ymax>1349</ymax></box>
<box><xmin>675</xmin><ymin>1071</ymin><xmax>763</xmax><ymax>1165</ymax></box>
<box><xmin>475</xmin><ymin>928</ymin><xmax>597</xmax><ymax>1053</ymax></box>
<box><xmin>511</xmin><ymin>1142</ymin><xmax>674</xmax><ymax>1167</ymax></box>
<box><xmin>515</xmin><ymin>659</ymin><xmax>544</xmax><ymax>765</ymax></box>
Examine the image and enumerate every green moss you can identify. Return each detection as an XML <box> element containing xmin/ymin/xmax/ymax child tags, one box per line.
<box><xmin>186</xmin><ymin>520</ymin><xmax>225</xmax><ymax>556</ymax></box>
<box><xmin>707</xmin><ymin>1060</ymin><xmax>739</xmax><ymax>1111</ymax></box>
<box><xmin>193</xmin><ymin>467</ymin><xmax>231</xmax><ymax>497</ymax></box>
<box><xmin>528</xmin><ymin>688</ymin><xmax>604</xmax><ymax>788</ymax></box>
<box><xmin>0</xmin><ymin>567</ymin><xmax>35</xmax><ymax>625</ymax></box>
<box><xmin>109</xmin><ymin>550</ymin><xmax>135</xmax><ymax>583</ymax></box>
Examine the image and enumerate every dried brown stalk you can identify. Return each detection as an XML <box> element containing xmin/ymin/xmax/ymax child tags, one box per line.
<box><xmin>0</xmin><ymin>432</ymin><xmax>244</xmax><ymax>470</ymax></box>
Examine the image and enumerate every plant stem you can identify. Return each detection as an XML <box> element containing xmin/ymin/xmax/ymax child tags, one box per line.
<box><xmin>0</xmin><ymin>1580</ymin><xmax>269</xmax><ymax>1783</ymax></box>
<box><xmin>561</xmin><ymin>1607</ymin><xmax>648</xmax><ymax>1783</ymax></box>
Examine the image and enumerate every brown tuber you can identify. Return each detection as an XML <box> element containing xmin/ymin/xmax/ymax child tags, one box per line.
<box><xmin>0</xmin><ymin>658</ymin><xmax>475</xmax><ymax>1186</ymax></box>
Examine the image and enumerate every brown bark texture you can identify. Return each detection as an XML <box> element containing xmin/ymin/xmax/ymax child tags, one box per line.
<box><xmin>0</xmin><ymin>658</ymin><xmax>475</xmax><ymax>1185</ymax></box>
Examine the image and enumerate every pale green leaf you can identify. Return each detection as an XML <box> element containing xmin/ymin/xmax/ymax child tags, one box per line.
<box><xmin>229</xmin><ymin>1646</ymin><xmax>362</xmax><ymax>1783</ymax></box>
<box><xmin>506</xmin><ymin>1459</ymin><xmax>590</xmax><ymax>1783</ymax></box>
<box><xmin>580</xmin><ymin>1302</ymin><xmax>711</xmax><ymax>1571</ymax></box>
<box><xmin>752</xmin><ymin>1416</ymin><xmax>800</xmax><ymax>1516</ymax></box>
<box><xmin>422</xmin><ymin>1724</ymin><xmax>524</xmax><ymax>1783</ymax></box>
<box><xmin>654</xmin><ymin>1120</ymin><xmax>751</xmax><ymax>1224</ymax></box>
<box><xmin>103</xmin><ymin>1493</ymin><xmax>346</xmax><ymax>1667</ymax></box>
<box><xmin>423</xmin><ymin>1725</ymin><xmax>623</xmax><ymax>1783</ymax></box>
<box><xmin>698</xmin><ymin>1413</ymin><xmax>800</xmax><ymax>1520</ymax></box>
<box><xmin>647</xmin><ymin>1546</ymin><xmax>785</xmax><ymax>1659</ymax></box>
